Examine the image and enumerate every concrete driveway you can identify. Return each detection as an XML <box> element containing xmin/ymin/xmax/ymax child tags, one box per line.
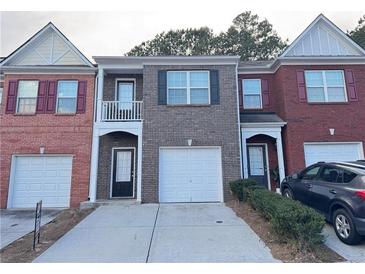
<box><xmin>323</xmin><ymin>224</ymin><xmax>365</xmax><ymax>262</ymax></box>
<box><xmin>0</xmin><ymin>209</ymin><xmax>60</xmax><ymax>249</ymax></box>
<box><xmin>34</xmin><ymin>203</ymin><xmax>279</xmax><ymax>263</ymax></box>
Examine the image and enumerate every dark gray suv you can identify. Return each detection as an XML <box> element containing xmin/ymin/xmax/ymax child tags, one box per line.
<box><xmin>280</xmin><ymin>161</ymin><xmax>365</xmax><ymax>245</ymax></box>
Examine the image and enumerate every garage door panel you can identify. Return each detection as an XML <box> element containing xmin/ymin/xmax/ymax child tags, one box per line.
<box><xmin>159</xmin><ymin>148</ymin><xmax>222</xmax><ymax>203</ymax></box>
<box><xmin>11</xmin><ymin>156</ymin><xmax>72</xmax><ymax>208</ymax></box>
<box><xmin>304</xmin><ymin>143</ymin><xmax>363</xmax><ymax>166</ymax></box>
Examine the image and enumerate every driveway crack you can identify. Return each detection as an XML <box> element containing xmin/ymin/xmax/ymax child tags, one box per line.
<box><xmin>145</xmin><ymin>204</ymin><xmax>160</xmax><ymax>263</ymax></box>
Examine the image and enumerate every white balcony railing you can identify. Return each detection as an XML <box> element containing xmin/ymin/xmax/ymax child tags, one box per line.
<box><xmin>101</xmin><ymin>101</ymin><xmax>143</xmax><ymax>121</ymax></box>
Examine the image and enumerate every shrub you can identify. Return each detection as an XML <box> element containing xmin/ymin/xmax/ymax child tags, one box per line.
<box><xmin>248</xmin><ymin>188</ymin><xmax>325</xmax><ymax>249</ymax></box>
<box><xmin>229</xmin><ymin>179</ymin><xmax>257</xmax><ymax>201</ymax></box>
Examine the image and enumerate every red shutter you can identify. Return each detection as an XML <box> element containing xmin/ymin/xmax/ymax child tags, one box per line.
<box><xmin>238</xmin><ymin>79</ymin><xmax>243</xmax><ymax>109</ymax></box>
<box><xmin>296</xmin><ymin>70</ymin><xmax>307</xmax><ymax>102</ymax></box>
<box><xmin>76</xmin><ymin>81</ymin><xmax>87</xmax><ymax>113</ymax></box>
<box><xmin>5</xmin><ymin>80</ymin><xmax>18</xmax><ymax>114</ymax></box>
<box><xmin>344</xmin><ymin>69</ymin><xmax>358</xmax><ymax>102</ymax></box>
<box><xmin>261</xmin><ymin>79</ymin><xmax>270</xmax><ymax>107</ymax></box>
<box><xmin>46</xmin><ymin>81</ymin><xmax>57</xmax><ymax>113</ymax></box>
<box><xmin>36</xmin><ymin>81</ymin><xmax>48</xmax><ymax>113</ymax></box>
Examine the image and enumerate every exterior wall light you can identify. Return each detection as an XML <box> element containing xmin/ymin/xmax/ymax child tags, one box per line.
<box><xmin>329</xmin><ymin>128</ymin><xmax>335</xmax><ymax>136</ymax></box>
<box><xmin>40</xmin><ymin>145</ymin><xmax>45</xmax><ymax>154</ymax></box>
<box><xmin>187</xmin><ymin>139</ymin><xmax>192</xmax><ymax>146</ymax></box>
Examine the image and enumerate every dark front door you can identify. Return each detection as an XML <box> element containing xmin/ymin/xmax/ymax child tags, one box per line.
<box><xmin>247</xmin><ymin>145</ymin><xmax>268</xmax><ymax>188</ymax></box>
<box><xmin>112</xmin><ymin>148</ymin><xmax>134</xmax><ymax>198</ymax></box>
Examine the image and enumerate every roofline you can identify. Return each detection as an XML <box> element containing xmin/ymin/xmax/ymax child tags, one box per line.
<box><xmin>1</xmin><ymin>22</ymin><xmax>94</xmax><ymax>68</ymax></box>
<box><xmin>280</xmin><ymin>14</ymin><xmax>365</xmax><ymax>58</ymax></box>
<box><xmin>93</xmin><ymin>55</ymin><xmax>240</xmax><ymax>66</ymax></box>
<box><xmin>1</xmin><ymin>66</ymin><xmax>97</xmax><ymax>74</ymax></box>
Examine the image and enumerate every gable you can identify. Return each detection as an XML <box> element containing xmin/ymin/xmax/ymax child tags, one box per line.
<box><xmin>281</xmin><ymin>15</ymin><xmax>365</xmax><ymax>58</ymax></box>
<box><xmin>2</xmin><ymin>23</ymin><xmax>94</xmax><ymax>67</ymax></box>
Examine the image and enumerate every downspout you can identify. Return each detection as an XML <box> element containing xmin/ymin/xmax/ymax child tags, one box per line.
<box><xmin>235</xmin><ymin>62</ymin><xmax>243</xmax><ymax>178</ymax></box>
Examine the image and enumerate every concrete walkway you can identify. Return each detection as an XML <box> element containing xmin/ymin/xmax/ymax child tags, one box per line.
<box><xmin>0</xmin><ymin>209</ymin><xmax>60</xmax><ymax>249</ymax></box>
<box><xmin>323</xmin><ymin>224</ymin><xmax>365</xmax><ymax>262</ymax></box>
<box><xmin>34</xmin><ymin>203</ymin><xmax>279</xmax><ymax>263</ymax></box>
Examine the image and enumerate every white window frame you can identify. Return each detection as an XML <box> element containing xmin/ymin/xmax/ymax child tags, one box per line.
<box><xmin>167</xmin><ymin>71</ymin><xmax>210</xmax><ymax>105</ymax></box>
<box><xmin>114</xmin><ymin>78</ymin><xmax>136</xmax><ymax>101</ymax></box>
<box><xmin>0</xmin><ymin>86</ymin><xmax>3</xmax><ymax>105</ymax></box>
<box><xmin>242</xmin><ymin>79</ymin><xmax>262</xmax><ymax>109</ymax></box>
<box><xmin>56</xmin><ymin>80</ymin><xmax>78</xmax><ymax>114</ymax></box>
<box><xmin>16</xmin><ymin>80</ymin><xmax>39</xmax><ymax>114</ymax></box>
<box><xmin>305</xmin><ymin>70</ymin><xmax>347</xmax><ymax>103</ymax></box>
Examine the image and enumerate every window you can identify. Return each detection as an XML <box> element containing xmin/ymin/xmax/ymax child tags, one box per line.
<box><xmin>17</xmin><ymin>81</ymin><xmax>39</xmax><ymax>113</ymax></box>
<box><xmin>167</xmin><ymin>71</ymin><xmax>209</xmax><ymax>105</ymax></box>
<box><xmin>305</xmin><ymin>70</ymin><xmax>347</xmax><ymax>103</ymax></box>
<box><xmin>343</xmin><ymin>170</ymin><xmax>357</xmax><ymax>183</ymax></box>
<box><xmin>243</xmin><ymin>79</ymin><xmax>262</xmax><ymax>109</ymax></box>
<box><xmin>57</xmin><ymin>81</ymin><xmax>78</xmax><ymax>113</ymax></box>
<box><xmin>319</xmin><ymin>167</ymin><xmax>342</xmax><ymax>183</ymax></box>
<box><xmin>301</xmin><ymin>166</ymin><xmax>320</xmax><ymax>180</ymax></box>
<box><xmin>0</xmin><ymin>87</ymin><xmax>3</xmax><ymax>105</ymax></box>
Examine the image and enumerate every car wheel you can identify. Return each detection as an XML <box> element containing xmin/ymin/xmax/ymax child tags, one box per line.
<box><xmin>333</xmin><ymin>209</ymin><xmax>362</xmax><ymax>245</ymax></box>
<box><xmin>283</xmin><ymin>188</ymin><xmax>294</xmax><ymax>199</ymax></box>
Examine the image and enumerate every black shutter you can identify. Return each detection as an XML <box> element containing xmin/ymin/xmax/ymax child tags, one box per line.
<box><xmin>158</xmin><ymin>70</ymin><xmax>167</xmax><ymax>105</ymax></box>
<box><xmin>210</xmin><ymin>70</ymin><xmax>219</xmax><ymax>105</ymax></box>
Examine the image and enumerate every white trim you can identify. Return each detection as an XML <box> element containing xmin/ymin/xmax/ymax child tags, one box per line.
<box><xmin>114</xmin><ymin>78</ymin><xmax>137</xmax><ymax>101</ymax></box>
<box><xmin>16</xmin><ymin>80</ymin><xmax>39</xmax><ymax>114</ymax></box>
<box><xmin>3</xmin><ymin>70</ymin><xmax>96</xmax><ymax>75</ymax></box>
<box><xmin>56</xmin><ymin>80</ymin><xmax>78</xmax><ymax>114</ymax></box>
<box><xmin>110</xmin><ymin>147</ymin><xmax>136</xmax><ymax>199</ymax></box>
<box><xmin>247</xmin><ymin>143</ymin><xmax>271</xmax><ymax>191</ymax></box>
<box><xmin>7</xmin><ymin>154</ymin><xmax>74</xmax><ymax>209</ymax></box>
<box><xmin>158</xmin><ymin>146</ymin><xmax>224</xmax><ymax>203</ymax></box>
<box><xmin>241</xmin><ymin>122</ymin><xmax>287</xmax><ymax>128</ymax></box>
<box><xmin>242</xmin><ymin>79</ymin><xmax>262</xmax><ymax>109</ymax></box>
<box><xmin>235</xmin><ymin>63</ymin><xmax>243</xmax><ymax>178</ymax></box>
<box><xmin>166</xmin><ymin>71</ymin><xmax>210</xmax><ymax>105</ymax></box>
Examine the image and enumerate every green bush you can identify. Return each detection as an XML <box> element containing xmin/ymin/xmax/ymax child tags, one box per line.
<box><xmin>248</xmin><ymin>188</ymin><xmax>325</xmax><ymax>249</ymax></box>
<box><xmin>229</xmin><ymin>179</ymin><xmax>257</xmax><ymax>201</ymax></box>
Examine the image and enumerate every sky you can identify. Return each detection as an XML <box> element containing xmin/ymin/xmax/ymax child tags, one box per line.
<box><xmin>0</xmin><ymin>3</ymin><xmax>364</xmax><ymax>61</ymax></box>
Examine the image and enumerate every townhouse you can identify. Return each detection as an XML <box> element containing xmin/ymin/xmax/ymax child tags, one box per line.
<box><xmin>0</xmin><ymin>14</ymin><xmax>364</xmax><ymax>208</ymax></box>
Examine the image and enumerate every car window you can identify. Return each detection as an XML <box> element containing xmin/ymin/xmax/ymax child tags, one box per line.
<box><xmin>319</xmin><ymin>167</ymin><xmax>342</xmax><ymax>183</ymax></box>
<box><xmin>301</xmin><ymin>166</ymin><xmax>321</xmax><ymax>180</ymax></box>
<box><xmin>343</xmin><ymin>170</ymin><xmax>357</xmax><ymax>183</ymax></box>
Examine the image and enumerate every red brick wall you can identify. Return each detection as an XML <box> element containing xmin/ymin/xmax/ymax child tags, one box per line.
<box><xmin>276</xmin><ymin>65</ymin><xmax>365</xmax><ymax>174</ymax></box>
<box><xmin>0</xmin><ymin>74</ymin><xmax>95</xmax><ymax>208</ymax></box>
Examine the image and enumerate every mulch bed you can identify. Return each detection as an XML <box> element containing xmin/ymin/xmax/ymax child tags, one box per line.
<box><xmin>226</xmin><ymin>200</ymin><xmax>345</xmax><ymax>263</ymax></box>
<box><xmin>0</xmin><ymin>207</ymin><xmax>95</xmax><ymax>263</ymax></box>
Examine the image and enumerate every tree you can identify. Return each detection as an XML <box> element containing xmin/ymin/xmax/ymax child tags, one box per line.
<box><xmin>348</xmin><ymin>15</ymin><xmax>365</xmax><ymax>49</ymax></box>
<box><xmin>126</xmin><ymin>11</ymin><xmax>287</xmax><ymax>60</ymax></box>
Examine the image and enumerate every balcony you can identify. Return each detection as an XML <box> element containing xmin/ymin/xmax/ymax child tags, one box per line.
<box><xmin>101</xmin><ymin>101</ymin><xmax>143</xmax><ymax>121</ymax></box>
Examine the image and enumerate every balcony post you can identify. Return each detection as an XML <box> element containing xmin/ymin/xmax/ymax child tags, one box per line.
<box><xmin>96</xmin><ymin>68</ymin><xmax>104</xmax><ymax>122</ymax></box>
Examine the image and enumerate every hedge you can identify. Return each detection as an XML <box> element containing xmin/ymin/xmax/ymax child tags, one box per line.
<box><xmin>230</xmin><ymin>180</ymin><xmax>325</xmax><ymax>249</ymax></box>
<box><xmin>229</xmin><ymin>179</ymin><xmax>258</xmax><ymax>201</ymax></box>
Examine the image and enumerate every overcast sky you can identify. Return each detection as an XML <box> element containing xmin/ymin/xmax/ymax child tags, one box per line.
<box><xmin>0</xmin><ymin>8</ymin><xmax>363</xmax><ymax>61</ymax></box>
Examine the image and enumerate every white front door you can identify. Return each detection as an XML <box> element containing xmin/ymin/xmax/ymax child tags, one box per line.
<box><xmin>159</xmin><ymin>147</ymin><xmax>222</xmax><ymax>203</ymax></box>
<box><xmin>9</xmin><ymin>156</ymin><xmax>73</xmax><ymax>208</ymax></box>
<box><xmin>304</xmin><ymin>142</ymin><xmax>364</xmax><ymax>166</ymax></box>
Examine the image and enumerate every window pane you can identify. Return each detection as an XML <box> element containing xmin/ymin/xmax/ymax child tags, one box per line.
<box><xmin>167</xmin><ymin>72</ymin><xmax>187</xmax><ymax>88</ymax></box>
<box><xmin>325</xmin><ymin>71</ymin><xmax>344</xmax><ymax>86</ymax></box>
<box><xmin>307</xmin><ymin>87</ymin><xmax>325</xmax><ymax>102</ymax></box>
<box><xmin>320</xmin><ymin>167</ymin><xmax>341</xmax><ymax>183</ymax></box>
<box><xmin>118</xmin><ymin>82</ymin><xmax>134</xmax><ymax>102</ymax></box>
<box><xmin>243</xmin><ymin>95</ymin><xmax>261</xmax><ymax>109</ymax></box>
<box><xmin>57</xmin><ymin>98</ymin><xmax>77</xmax><ymax>113</ymax></box>
<box><xmin>17</xmin><ymin>98</ymin><xmax>37</xmax><ymax>113</ymax></box>
<box><xmin>343</xmin><ymin>170</ymin><xmax>357</xmax><ymax>183</ymax></box>
<box><xmin>0</xmin><ymin>88</ymin><xmax>3</xmax><ymax>105</ymax></box>
<box><xmin>243</xmin><ymin>80</ymin><xmax>261</xmax><ymax>95</ymax></box>
<box><xmin>168</xmin><ymin>88</ymin><xmax>187</xmax><ymax>104</ymax></box>
<box><xmin>190</xmin><ymin>72</ymin><xmax>209</xmax><ymax>87</ymax></box>
<box><xmin>301</xmin><ymin>166</ymin><xmax>320</xmax><ymax>180</ymax></box>
<box><xmin>191</xmin><ymin>88</ymin><xmax>209</xmax><ymax>104</ymax></box>
<box><xmin>58</xmin><ymin>81</ymin><xmax>78</xmax><ymax>97</ymax></box>
<box><xmin>327</xmin><ymin>87</ymin><xmax>346</xmax><ymax>102</ymax></box>
<box><xmin>18</xmin><ymin>81</ymin><xmax>38</xmax><ymax>97</ymax></box>
<box><xmin>305</xmin><ymin>71</ymin><xmax>323</xmax><ymax>86</ymax></box>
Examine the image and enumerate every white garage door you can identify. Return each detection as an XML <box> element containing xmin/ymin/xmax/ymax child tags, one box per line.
<box><xmin>10</xmin><ymin>156</ymin><xmax>73</xmax><ymax>208</ymax></box>
<box><xmin>159</xmin><ymin>147</ymin><xmax>222</xmax><ymax>203</ymax></box>
<box><xmin>304</xmin><ymin>143</ymin><xmax>364</xmax><ymax>166</ymax></box>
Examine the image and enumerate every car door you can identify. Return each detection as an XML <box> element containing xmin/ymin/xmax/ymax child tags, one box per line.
<box><xmin>310</xmin><ymin>165</ymin><xmax>343</xmax><ymax>214</ymax></box>
<box><xmin>292</xmin><ymin>165</ymin><xmax>321</xmax><ymax>206</ymax></box>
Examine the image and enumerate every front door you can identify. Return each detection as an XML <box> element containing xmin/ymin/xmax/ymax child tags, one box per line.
<box><xmin>112</xmin><ymin>149</ymin><xmax>134</xmax><ymax>198</ymax></box>
<box><xmin>247</xmin><ymin>145</ymin><xmax>268</xmax><ymax>188</ymax></box>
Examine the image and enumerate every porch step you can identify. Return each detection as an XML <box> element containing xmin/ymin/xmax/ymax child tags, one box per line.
<box><xmin>80</xmin><ymin>199</ymin><xmax>140</xmax><ymax>209</ymax></box>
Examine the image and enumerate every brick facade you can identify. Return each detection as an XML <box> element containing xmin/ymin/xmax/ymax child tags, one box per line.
<box><xmin>0</xmin><ymin>74</ymin><xmax>95</xmax><ymax>208</ymax></box>
<box><xmin>141</xmin><ymin>64</ymin><xmax>242</xmax><ymax>202</ymax></box>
